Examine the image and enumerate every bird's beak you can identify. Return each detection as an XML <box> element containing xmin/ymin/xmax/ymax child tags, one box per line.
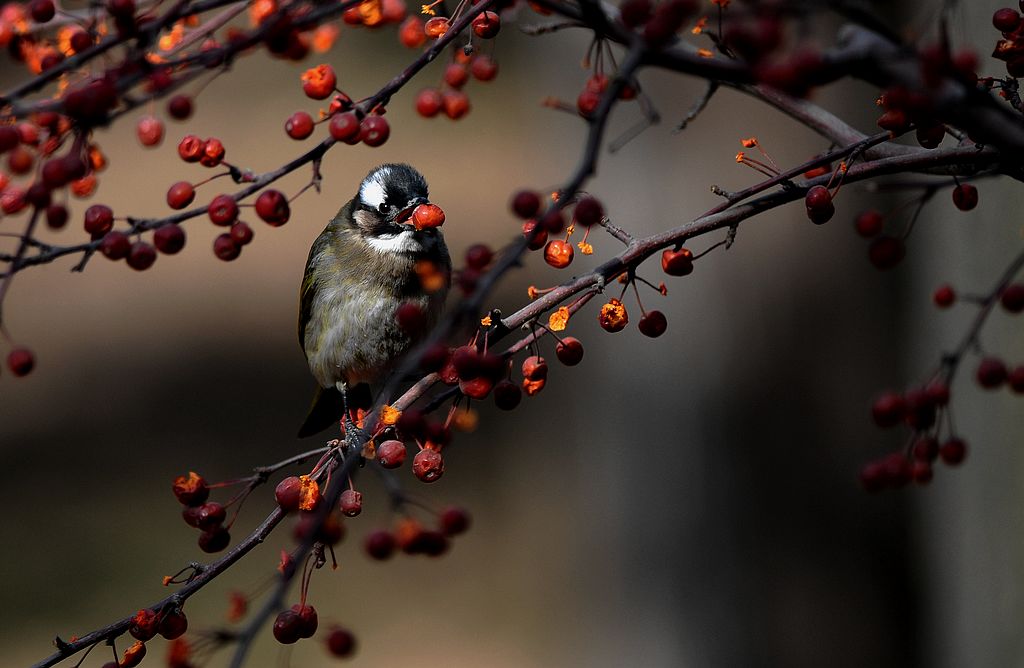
<box><xmin>395</xmin><ymin>198</ymin><xmax>428</xmax><ymax>229</ymax></box>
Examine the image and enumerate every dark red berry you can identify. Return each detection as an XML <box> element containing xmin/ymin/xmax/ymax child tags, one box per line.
<box><xmin>916</xmin><ymin>124</ymin><xmax>945</xmax><ymax>149</ymax></box>
<box><xmin>129</xmin><ymin>609</ymin><xmax>159</xmax><ymax>641</ymax></box>
<box><xmin>871</xmin><ymin>391</ymin><xmax>905</xmax><ymax>428</ymax></box>
<box><xmin>198</xmin><ymin>526</ymin><xmax>230</xmax><ymax>553</ymax></box>
<box><xmin>285</xmin><ymin>111</ymin><xmax>314</xmax><ymax>140</ymax></box>
<box><xmin>166</xmin><ymin>181</ymin><xmax>195</xmax><ymax>210</ymax></box>
<box><xmin>255</xmin><ymin>189</ymin><xmax>290</xmax><ymax>226</ymax></box>
<box><xmin>413</xmin><ymin>448</ymin><xmax>444</xmax><ymax>483</ymax></box>
<box><xmin>229</xmin><ymin>221</ymin><xmax>253</xmax><ymax>246</ymax></box>
<box><xmin>574</xmin><ymin>196</ymin><xmax>604</xmax><ymax>226</ymax></box>
<box><xmin>30</xmin><ymin>0</ymin><xmax>55</xmax><ymax>23</ymax></box>
<box><xmin>619</xmin><ymin>0</ymin><xmax>652</xmax><ymax>28</ymax></box>
<box><xmin>994</xmin><ymin>7</ymin><xmax>1021</xmax><ymax>32</ymax></box>
<box><xmin>136</xmin><ymin>115</ymin><xmax>164</xmax><ymax>146</ymax></box>
<box><xmin>167</xmin><ymin>95</ymin><xmax>193</xmax><ymax>120</ymax></box>
<box><xmin>127</xmin><ymin>242</ymin><xmax>157</xmax><ymax>271</ymax></box>
<box><xmin>84</xmin><ymin>204</ymin><xmax>114</xmax><ymax>236</ymax></box>
<box><xmin>360</xmin><ymin>115</ymin><xmax>390</xmax><ymax>146</ymax></box>
<box><xmin>912</xmin><ymin>437</ymin><xmax>940</xmax><ymax>462</ymax></box>
<box><xmin>952</xmin><ymin>184</ymin><xmax>978</xmax><ymax>211</ymax></box>
<box><xmin>638</xmin><ymin>310</ymin><xmax>667</xmax><ymax>337</ymax></box>
<box><xmin>854</xmin><ymin>210</ymin><xmax>884</xmax><ymax>237</ymax></box>
<box><xmin>45</xmin><ymin>204</ymin><xmax>68</xmax><ymax>229</ymax></box>
<box><xmin>0</xmin><ymin>126</ymin><xmax>19</xmax><ymax>153</ymax></box>
<box><xmin>511</xmin><ymin>190</ymin><xmax>541</xmax><ymax>219</ymax></box>
<box><xmin>159</xmin><ymin>610</ymin><xmax>188</xmax><ymax>640</ymax></box>
<box><xmin>439</xmin><ymin>506</ymin><xmax>470</xmax><ymax>535</ymax></box>
<box><xmin>291</xmin><ymin>604</ymin><xmax>318</xmax><ymax>638</ymax></box>
<box><xmin>976</xmin><ymin>357</ymin><xmax>1007</xmax><ymax>388</ymax></box>
<box><xmin>194</xmin><ymin>501</ymin><xmax>226</xmax><ymax>530</ymax></box>
<box><xmin>868</xmin><ymin>236</ymin><xmax>905</xmax><ymax>270</ymax></box>
<box><xmin>1000</xmin><ymin>283</ymin><xmax>1024</xmax><ymax>313</ymax></box>
<box><xmin>465</xmin><ymin>243</ymin><xmax>493</xmax><ymax>270</ymax></box>
<box><xmin>153</xmin><ymin>224</ymin><xmax>186</xmax><ymax>254</ymax></box>
<box><xmin>172</xmin><ymin>471</ymin><xmax>209</xmax><ymax>506</ymax></box>
<box><xmin>340</xmin><ymin>488</ymin><xmax>362</xmax><ymax>517</ymax></box>
<box><xmin>100</xmin><ymin>231</ymin><xmax>131</xmax><ymax>260</ymax></box>
<box><xmin>329</xmin><ymin>111</ymin><xmax>360</xmax><ymax>142</ymax></box>
<box><xmin>493</xmin><ymin>379</ymin><xmax>522</xmax><ymax>410</ymax></box>
<box><xmin>805</xmin><ymin>185</ymin><xmax>834</xmax><ymax>224</ymax></box>
<box><xmin>364</xmin><ymin>529</ymin><xmax>396</xmax><ymax>560</ymax></box>
<box><xmin>377</xmin><ymin>439</ymin><xmax>406</xmax><ymax>468</ymax></box>
<box><xmin>933</xmin><ymin>284</ymin><xmax>955</xmax><ymax>308</ymax></box>
<box><xmin>555</xmin><ymin>336</ymin><xmax>584</xmax><ymax>365</ymax></box>
<box><xmin>881</xmin><ymin>452</ymin><xmax>912</xmax><ymax>488</ymax></box>
<box><xmin>326</xmin><ymin>627</ymin><xmax>356</xmax><ymax>657</ymax></box>
<box><xmin>1007</xmin><ymin>366</ymin><xmax>1024</xmax><ymax>393</ymax></box>
<box><xmin>207</xmin><ymin>194</ymin><xmax>238</xmax><ymax>225</ymax></box>
<box><xmin>177</xmin><ymin>134</ymin><xmax>203</xmax><ymax>162</ymax></box>
<box><xmin>939</xmin><ymin>438</ymin><xmax>967</xmax><ymax>465</ymax></box>
<box><xmin>661</xmin><ymin>247</ymin><xmax>693</xmax><ymax>276</ymax></box>
<box><xmin>523</xmin><ymin>220</ymin><xmax>548</xmax><ymax>250</ymax></box>
<box><xmin>471</xmin><ymin>10</ymin><xmax>500</xmax><ymax>38</ymax></box>
<box><xmin>911</xmin><ymin>460</ymin><xmax>933</xmax><ymax>484</ymax></box>
<box><xmin>273</xmin><ymin>610</ymin><xmax>302</xmax><ymax>644</ymax></box>
<box><xmin>859</xmin><ymin>461</ymin><xmax>886</xmax><ymax>492</ymax></box>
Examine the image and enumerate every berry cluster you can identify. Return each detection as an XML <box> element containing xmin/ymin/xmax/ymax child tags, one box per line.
<box><xmin>172</xmin><ymin>472</ymin><xmax>231</xmax><ymax>553</ymax></box>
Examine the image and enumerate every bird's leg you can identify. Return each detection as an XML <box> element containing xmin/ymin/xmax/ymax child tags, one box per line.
<box><xmin>335</xmin><ymin>382</ymin><xmax>363</xmax><ymax>453</ymax></box>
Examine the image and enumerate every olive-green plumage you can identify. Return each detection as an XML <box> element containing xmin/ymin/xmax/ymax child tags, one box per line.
<box><xmin>297</xmin><ymin>164</ymin><xmax>450</xmax><ymax>437</ymax></box>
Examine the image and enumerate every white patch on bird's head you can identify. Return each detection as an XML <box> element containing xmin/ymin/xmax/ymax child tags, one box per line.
<box><xmin>359</xmin><ymin>165</ymin><xmax>392</xmax><ymax>210</ymax></box>
<box><xmin>365</xmin><ymin>229</ymin><xmax>422</xmax><ymax>254</ymax></box>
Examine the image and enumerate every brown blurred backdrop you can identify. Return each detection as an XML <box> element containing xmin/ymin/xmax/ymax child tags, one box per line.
<box><xmin>3</xmin><ymin>2</ymin><xmax>1024</xmax><ymax>666</ymax></box>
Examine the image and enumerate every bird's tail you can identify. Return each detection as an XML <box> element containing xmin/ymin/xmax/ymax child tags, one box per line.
<box><xmin>297</xmin><ymin>385</ymin><xmax>346</xmax><ymax>438</ymax></box>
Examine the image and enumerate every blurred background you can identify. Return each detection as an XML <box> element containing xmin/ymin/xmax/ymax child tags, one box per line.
<box><xmin>3</xmin><ymin>1</ymin><xmax>1024</xmax><ymax>666</ymax></box>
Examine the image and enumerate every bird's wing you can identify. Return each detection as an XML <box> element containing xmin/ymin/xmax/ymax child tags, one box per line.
<box><xmin>298</xmin><ymin>229</ymin><xmax>332</xmax><ymax>357</ymax></box>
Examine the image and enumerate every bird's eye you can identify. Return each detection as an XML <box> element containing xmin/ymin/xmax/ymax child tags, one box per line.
<box><xmin>378</xmin><ymin>202</ymin><xmax>389</xmax><ymax>214</ymax></box>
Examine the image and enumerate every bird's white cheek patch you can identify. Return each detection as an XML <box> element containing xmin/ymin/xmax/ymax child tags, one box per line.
<box><xmin>366</xmin><ymin>230</ymin><xmax>422</xmax><ymax>254</ymax></box>
<box><xmin>359</xmin><ymin>168</ymin><xmax>390</xmax><ymax>210</ymax></box>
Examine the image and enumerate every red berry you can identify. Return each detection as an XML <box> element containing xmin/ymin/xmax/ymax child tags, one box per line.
<box><xmin>574</xmin><ymin>196</ymin><xmax>604</xmax><ymax>227</ymax></box>
<box><xmin>377</xmin><ymin>440</ymin><xmax>407</xmax><ymax>468</ymax></box>
<box><xmin>159</xmin><ymin>610</ymin><xmax>188</xmax><ymax>640</ymax></box>
<box><xmin>7</xmin><ymin>146</ymin><xmax>33</xmax><ymax>174</ymax></box>
<box><xmin>661</xmin><ymin>247</ymin><xmax>693</xmax><ymax>276</ymax></box>
<box><xmin>84</xmin><ymin>204</ymin><xmax>114</xmax><ymax>235</ymax></box>
<box><xmin>993</xmin><ymin>7</ymin><xmax>1021</xmax><ymax>32</ymax></box>
<box><xmin>200</xmin><ymin>137</ymin><xmax>225</xmax><ymax>167</ymax></box>
<box><xmin>119</xmin><ymin>641</ymin><xmax>146</xmax><ymax>668</ymax></box>
<box><xmin>230</xmin><ymin>221</ymin><xmax>253</xmax><ymax>246</ymax></box>
<box><xmin>207</xmin><ymin>194</ymin><xmax>238</xmax><ymax>226</ymax></box>
<box><xmin>933</xmin><ymin>284</ymin><xmax>955</xmax><ymax>308</ymax></box>
<box><xmin>0</xmin><ymin>126</ymin><xmax>18</xmax><ymax>153</ymax></box>
<box><xmin>136</xmin><ymin>115</ymin><xmax>164</xmax><ymax>146</ymax></box>
<box><xmin>273</xmin><ymin>610</ymin><xmax>302</xmax><ymax>644</ymax></box>
<box><xmin>413</xmin><ymin>448</ymin><xmax>444</xmax><ymax>482</ymax></box>
<box><xmin>107</xmin><ymin>0</ymin><xmax>135</xmax><ymax>18</ymax></box>
<box><xmin>329</xmin><ymin>111</ymin><xmax>361</xmax><ymax>143</ymax></box>
<box><xmin>443</xmin><ymin>63</ymin><xmax>469</xmax><ymax>89</ymax></box>
<box><xmin>555</xmin><ymin>336</ymin><xmax>584</xmax><ymax>365</ymax></box>
<box><xmin>69</xmin><ymin>29</ymin><xmax>93</xmax><ymax>53</ymax></box>
<box><xmin>167</xmin><ymin>94</ymin><xmax>193</xmax><ymax>120</ymax></box>
<box><xmin>859</xmin><ymin>461</ymin><xmax>886</xmax><ymax>492</ymax></box>
<box><xmin>364</xmin><ymin>529</ymin><xmax>396</xmax><ymax>560</ymax></box>
<box><xmin>902</xmin><ymin>388</ymin><xmax>936</xmax><ymax>430</ymax></box>
<box><xmin>877</xmin><ymin>109</ymin><xmax>910</xmax><ymax>133</ymax></box>
<box><xmin>522</xmin><ymin>220</ymin><xmax>548</xmax><ymax>250</ymax></box>
<box><xmin>472</xmin><ymin>10</ymin><xmax>500</xmax><ymax>38</ymax></box>
<box><xmin>854</xmin><ymin>210</ymin><xmax>883</xmax><ymax>237</ymax></box>
<box><xmin>412</xmin><ymin>203</ymin><xmax>445</xmax><ymax>230</ymax></box>
<box><xmin>1000</xmin><ymin>283</ymin><xmax>1024</xmax><ymax>313</ymax></box>
<box><xmin>638</xmin><ymin>310</ymin><xmax>668</xmax><ymax>337</ymax></box>
<box><xmin>952</xmin><ymin>184</ymin><xmax>978</xmax><ymax>211</ymax></box>
<box><xmin>291</xmin><ymin>604</ymin><xmax>318</xmax><ymax>638</ymax></box>
<box><xmin>100</xmin><ymin>231</ymin><xmax>131</xmax><ymax>260</ymax></box>
<box><xmin>340</xmin><ymin>488</ymin><xmax>362</xmax><ymax>517</ymax></box>
<box><xmin>7</xmin><ymin>348</ymin><xmax>35</xmax><ymax>377</ymax></box>
<box><xmin>213</xmin><ymin>233</ymin><xmax>240</xmax><ymax>261</ymax></box>
<box><xmin>511</xmin><ymin>190</ymin><xmax>541</xmax><ymax>218</ymax></box>
<box><xmin>194</xmin><ymin>501</ymin><xmax>226</xmax><ymax>530</ymax></box>
<box><xmin>470</xmin><ymin>55</ymin><xmax>498</xmax><ymax>81</ymax></box>
<box><xmin>255</xmin><ymin>189</ymin><xmax>290</xmax><ymax>226</ymax></box>
<box><xmin>939</xmin><ymin>438</ymin><xmax>967</xmax><ymax>465</ymax></box>
<box><xmin>804</xmin><ymin>185</ymin><xmax>834</xmax><ymax>224</ymax></box>
<box><xmin>1007</xmin><ymin>366</ymin><xmax>1024</xmax><ymax>393</ymax></box>
<box><xmin>577</xmin><ymin>88</ymin><xmax>600</xmax><ymax>117</ymax></box>
<box><xmin>619</xmin><ymin>0</ymin><xmax>652</xmax><ymax>27</ymax></box>
<box><xmin>360</xmin><ymin>115</ymin><xmax>390</xmax><ymax>147</ymax></box>
<box><xmin>464</xmin><ymin>243</ymin><xmax>493</xmax><ymax>270</ymax></box>
<box><xmin>166</xmin><ymin>181</ymin><xmax>195</xmax><ymax>210</ymax></box>
<box><xmin>871</xmin><ymin>391</ymin><xmax>905</xmax><ymax>428</ymax></box>
<box><xmin>129</xmin><ymin>609</ymin><xmax>159</xmax><ymax>642</ymax></box>
<box><xmin>301</xmin><ymin>64</ymin><xmax>336</xmax><ymax>100</ymax></box>
<box><xmin>442</xmin><ymin>90</ymin><xmax>470</xmax><ymax>119</ymax></box>
<box><xmin>544</xmin><ymin>239</ymin><xmax>574</xmax><ymax>268</ymax></box>
<box><xmin>285</xmin><ymin>111</ymin><xmax>314</xmax><ymax>140</ymax></box>
<box><xmin>439</xmin><ymin>506</ymin><xmax>470</xmax><ymax>535</ymax></box>
<box><xmin>911</xmin><ymin>460</ymin><xmax>933</xmax><ymax>484</ymax></box>
<box><xmin>867</xmin><ymin>236</ymin><xmax>905</xmax><ymax>270</ymax></box>
<box><xmin>976</xmin><ymin>357</ymin><xmax>1007</xmax><ymax>388</ymax></box>
<box><xmin>46</xmin><ymin>204</ymin><xmax>68</xmax><ymax>229</ymax></box>
<box><xmin>26</xmin><ymin>182</ymin><xmax>50</xmax><ymax>209</ymax></box>
<box><xmin>30</xmin><ymin>0</ymin><xmax>55</xmax><ymax>24</ymax></box>
<box><xmin>177</xmin><ymin>134</ymin><xmax>203</xmax><ymax>162</ymax></box>
<box><xmin>198</xmin><ymin>526</ymin><xmax>230</xmax><ymax>552</ymax></box>
<box><xmin>399</xmin><ymin>16</ymin><xmax>426</xmax><ymax>48</ymax></box>
<box><xmin>153</xmin><ymin>224</ymin><xmax>186</xmax><ymax>254</ymax></box>
<box><xmin>460</xmin><ymin>376</ymin><xmax>494</xmax><ymax>399</ymax></box>
<box><xmin>916</xmin><ymin>124</ymin><xmax>945</xmax><ymax>149</ymax></box>
<box><xmin>493</xmin><ymin>379</ymin><xmax>522</xmax><ymax>410</ymax></box>
<box><xmin>326</xmin><ymin>627</ymin><xmax>356</xmax><ymax>657</ymax></box>
<box><xmin>415</xmin><ymin>88</ymin><xmax>443</xmax><ymax>117</ymax></box>
<box><xmin>912</xmin><ymin>436</ymin><xmax>940</xmax><ymax>462</ymax></box>
<box><xmin>925</xmin><ymin>380</ymin><xmax>951</xmax><ymax>406</ymax></box>
<box><xmin>424</xmin><ymin>16</ymin><xmax>448</xmax><ymax>37</ymax></box>
<box><xmin>881</xmin><ymin>452</ymin><xmax>911</xmax><ymax>488</ymax></box>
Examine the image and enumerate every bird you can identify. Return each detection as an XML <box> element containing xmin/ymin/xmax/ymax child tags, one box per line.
<box><xmin>297</xmin><ymin>163</ymin><xmax>450</xmax><ymax>438</ymax></box>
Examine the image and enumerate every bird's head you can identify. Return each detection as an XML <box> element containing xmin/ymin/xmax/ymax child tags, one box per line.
<box><xmin>350</xmin><ymin>164</ymin><xmax>438</xmax><ymax>247</ymax></box>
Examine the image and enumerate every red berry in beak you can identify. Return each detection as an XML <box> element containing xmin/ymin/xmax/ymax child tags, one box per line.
<box><xmin>412</xmin><ymin>203</ymin><xmax>445</xmax><ymax>230</ymax></box>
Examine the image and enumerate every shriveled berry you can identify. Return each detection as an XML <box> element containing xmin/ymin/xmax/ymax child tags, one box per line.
<box><xmin>360</xmin><ymin>115</ymin><xmax>390</xmax><ymax>146</ymax></box>
<box><xmin>166</xmin><ymin>181</ymin><xmax>195</xmax><ymax>209</ymax></box>
<box><xmin>1000</xmin><ymin>283</ymin><xmax>1024</xmax><ymax>313</ymax></box>
<box><xmin>976</xmin><ymin>357</ymin><xmax>1007</xmax><ymax>388</ymax></box>
<box><xmin>472</xmin><ymin>10</ymin><xmax>500</xmax><ymax>38</ymax></box>
<box><xmin>159</xmin><ymin>610</ymin><xmax>188</xmax><ymax>640</ymax></box>
<box><xmin>871</xmin><ymin>391</ymin><xmax>905</xmax><ymax>428</ymax></box>
<box><xmin>638</xmin><ymin>310</ymin><xmax>668</xmax><ymax>337</ymax></box>
<box><xmin>933</xmin><ymin>284</ymin><xmax>955</xmax><ymax>308</ymax></box>
<box><xmin>167</xmin><ymin>95</ymin><xmax>193</xmax><ymax>120</ymax></box>
<box><xmin>413</xmin><ymin>448</ymin><xmax>444</xmax><ymax>483</ymax></box>
<box><xmin>7</xmin><ymin>347</ymin><xmax>34</xmax><ymax>377</ymax></box>
<box><xmin>173</xmin><ymin>471</ymin><xmax>208</xmax><ymax>506</ymax></box>
<box><xmin>424</xmin><ymin>16</ymin><xmax>448</xmax><ymax>37</ymax></box>
<box><xmin>444</xmin><ymin>63</ymin><xmax>469</xmax><ymax>89</ymax></box>
<box><xmin>198</xmin><ymin>526</ymin><xmax>230</xmax><ymax>552</ymax></box>
<box><xmin>854</xmin><ymin>210</ymin><xmax>883</xmax><ymax>237</ymax></box>
<box><xmin>522</xmin><ymin>355</ymin><xmax>548</xmax><ymax>381</ymax></box>
<box><xmin>100</xmin><ymin>231</ymin><xmax>131</xmax><ymax>260</ymax></box>
<box><xmin>120</xmin><ymin>641</ymin><xmax>146</xmax><ymax>668</ymax></box>
<box><xmin>255</xmin><ymin>189</ymin><xmax>290</xmax><ymax>226</ymax></box>
<box><xmin>377</xmin><ymin>439</ymin><xmax>407</xmax><ymax>468</ymax></box>
<box><xmin>340</xmin><ymin>488</ymin><xmax>362</xmax><ymax>517</ymax></box>
<box><xmin>415</xmin><ymin>88</ymin><xmax>443</xmax><ymax>117</ymax></box>
<box><xmin>273</xmin><ymin>610</ymin><xmax>302</xmax><ymax>644</ymax></box>
<box><xmin>129</xmin><ymin>609</ymin><xmax>159</xmax><ymax>642</ymax></box>
<box><xmin>544</xmin><ymin>239</ymin><xmax>574</xmax><ymax>268</ymax></box>
<box><xmin>364</xmin><ymin>529</ymin><xmax>396</xmax><ymax>560</ymax></box>
<box><xmin>200</xmin><ymin>137</ymin><xmax>225</xmax><ymax>167</ymax></box>
<box><xmin>127</xmin><ymin>241</ymin><xmax>156</xmax><ymax>271</ymax></box>
<box><xmin>493</xmin><ymin>379</ymin><xmax>522</xmax><ymax>410</ymax></box>
<box><xmin>511</xmin><ymin>190</ymin><xmax>541</xmax><ymax>218</ymax></box>
<box><xmin>285</xmin><ymin>111</ymin><xmax>314</xmax><ymax>140</ymax></box>
<box><xmin>952</xmin><ymin>184</ymin><xmax>978</xmax><ymax>211</ymax></box>
<box><xmin>177</xmin><ymin>134</ymin><xmax>203</xmax><ymax>162</ymax></box>
<box><xmin>326</xmin><ymin>627</ymin><xmax>356</xmax><ymax>657</ymax></box>
<box><xmin>574</xmin><ymin>196</ymin><xmax>604</xmax><ymax>226</ymax></box>
<box><xmin>329</xmin><ymin>111</ymin><xmax>361</xmax><ymax>142</ymax></box>
<box><xmin>555</xmin><ymin>337</ymin><xmax>584</xmax><ymax>365</ymax></box>
<box><xmin>154</xmin><ymin>224</ymin><xmax>186</xmax><ymax>254</ymax></box>
<box><xmin>868</xmin><ymin>236</ymin><xmax>905</xmax><ymax>270</ymax></box>
<box><xmin>598</xmin><ymin>298</ymin><xmax>629</xmax><ymax>332</ymax></box>
<box><xmin>661</xmin><ymin>247</ymin><xmax>693</xmax><ymax>276</ymax></box>
<box><xmin>302</xmin><ymin>64</ymin><xmax>336</xmax><ymax>100</ymax></box>
<box><xmin>208</xmin><ymin>194</ymin><xmax>238</xmax><ymax>225</ymax></box>
<box><xmin>939</xmin><ymin>438</ymin><xmax>967</xmax><ymax>465</ymax></box>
